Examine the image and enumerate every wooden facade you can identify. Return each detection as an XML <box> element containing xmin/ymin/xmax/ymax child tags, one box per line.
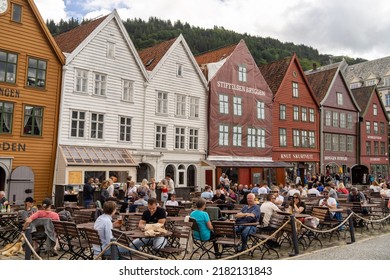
<box><xmin>0</xmin><ymin>0</ymin><xmax>64</xmax><ymax>203</ymax></box>
<box><xmin>352</xmin><ymin>86</ymin><xmax>389</xmax><ymax>182</ymax></box>
<box><xmin>260</xmin><ymin>54</ymin><xmax>320</xmax><ymax>183</ymax></box>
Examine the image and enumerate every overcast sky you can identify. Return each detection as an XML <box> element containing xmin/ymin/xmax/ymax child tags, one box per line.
<box><xmin>34</xmin><ymin>0</ymin><xmax>390</xmax><ymax>60</ymax></box>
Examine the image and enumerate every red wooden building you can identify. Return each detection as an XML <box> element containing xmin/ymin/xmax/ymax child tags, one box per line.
<box><xmin>196</xmin><ymin>40</ymin><xmax>290</xmax><ymax>187</ymax></box>
<box><xmin>306</xmin><ymin>66</ymin><xmax>360</xmax><ymax>183</ymax></box>
<box><xmin>259</xmin><ymin>54</ymin><xmax>320</xmax><ymax>184</ymax></box>
<box><xmin>352</xmin><ymin>86</ymin><xmax>389</xmax><ymax>182</ymax></box>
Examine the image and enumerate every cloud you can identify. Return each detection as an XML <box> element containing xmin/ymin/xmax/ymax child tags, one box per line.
<box><xmin>33</xmin><ymin>0</ymin><xmax>390</xmax><ymax>60</ymax></box>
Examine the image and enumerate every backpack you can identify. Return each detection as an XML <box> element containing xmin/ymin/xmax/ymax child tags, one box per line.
<box><xmin>58</xmin><ymin>210</ymin><xmax>72</xmax><ymax>221</ymax></box>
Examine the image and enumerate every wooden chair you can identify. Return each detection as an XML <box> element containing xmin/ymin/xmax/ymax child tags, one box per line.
<box><xmin>189</xmin><ymin>217</ymin><xmax>215</xmax><ymax>260</ymax></box>
<box><xmin>80</xmin><ymin>227</ymin><xmax>103</xmax><ymax>259</ymax></box>
<box><xmin>111</xmin><ymin>229</ymin><xmax>147</xmax><ymax>260</ymax></box>
<box><xmin>52</xmin><ymin>220</ymin><xmax>90</xmax><ymax>260</ymax></box>
<box><xmin>165</xmin><ymin>206</ymin><xmax>183</xmax><ymax>217</ymax></box>
<box><xmin>158</xmin><ymin>221</ymin><xmax>192</xmax><ymax>259</ymax></box>
<box><xmin>123</xmin><ymin>215</ymin><xmax>141</xmax><ymax>231</ymax></box>
<box><xmin>212</xmin><ymin>221</ymin><xmax>241</xmax><ymax>258</ymax></box>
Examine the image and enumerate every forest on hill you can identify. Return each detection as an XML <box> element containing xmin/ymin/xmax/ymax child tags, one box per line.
<box><xmin>46</xmin><ymin>17</ymin><xmax>366</xmax><ymax>70</ymax></box>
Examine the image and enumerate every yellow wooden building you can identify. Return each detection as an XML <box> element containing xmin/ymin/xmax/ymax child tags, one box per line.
<box><xmin>0</xmin><ymin>0</ymin><xmax>64</xmax><ymax>204</ymax></box>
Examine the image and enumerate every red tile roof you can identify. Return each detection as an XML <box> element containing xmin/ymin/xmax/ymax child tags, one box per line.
<box><xmin>54</xmin><ymin>15</ymin><xmax>108</xmax><ymax>53</ymax></box>
<box><xmin>258</xmin><ymin>56</ymin><xmax>292</xmax><ymax>95</ymax></box>
<box><xmin>194</xmin><ymin>44</ymin><xmax>237</xmax><ymax>65</ymax></box>
<box><xmin>138</xmin><ymin>38</ymin><xmax>177</xmax><ymax>71</ymax></box>
<box><xmin>306</xmin><ymin>67</ymin><xmax>338</xmax><ymax>103</ymax></box>
<box><xmin>351</xmin><ymin>85</ymin><xmax>375</xmax><ymax>115</ymax></box>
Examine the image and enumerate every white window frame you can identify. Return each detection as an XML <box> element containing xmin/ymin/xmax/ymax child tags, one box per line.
<box><xmin>350</xmin><ymin>82</ymin><xmax>360</xmax><ymax>89</ymax></box>
<box><xmin>383</xmin><ymin>76</ymin><xmax>390</xmax><ymax>87</ymax></box>
<box><xmin>374</xmin><ymin>141</ymin><xmax>379</xmax><ymax>155</ymax></box>
<box><xmin>366</xmin><ymin>121</ymin><xmax>371</xmax><ymax>134</ymax></box>
<box><xmin>155</xmin><ymin>125</ymin><xmax>167</xmax><ymax>148</ymax></box>
<box><xmin>189</xmin><ymin>97</ymin><xmax>199</xmax><ymax>118</ymax></box>
<box><xmin>292</xmin><ymin>82</ymin><xmax>299</xmax><ymax>98</ymax></box>
<box><xmin>75</xmin><ymin>69</ymin><xmax>88</xmax><ymax>93</ymax></box>
<box><xmin>309</xmin><ymin>108</ymin><xmax>315</xmax><ymax>123</ymax></box>
<box><xmin>233</xmin><ymin>96</ymin><xmax>242</xmax><ymax>116</ymax></box>
<box><xmin>175</xmin><ymin>127</ymin><xmax>186</xmax><ymax>149</ymax></box>
<box><xmin>219</xmin><ymin>94</ymin><xmax>229</xmax><ymax>114</ymax></box>
<box><xmin>332</xmin><ymin>112</ymin><xmax>339</xmax><ymax>127</ymax></box>
<box><xmin>293</xmin><ymin>129</ymin><xmax>300</xmax><ymax>147</ymax></box>
<box><xmin>347</xmin><ymin>136</ymin><xmax>353</xmax><ymax>152</ymax></box>
<box><xmin>337</xmin><ymin>92</ymin><xmax>343</xmax><ymax>105</ymax></box>
<box><xmin>332</xmin><ymin>134</ymin><xmax>339</xmax><ymax>151</ymax></box>
<box><xmin>340</xmin><ymin>113</ymin><xmax>346</xmax><ymax>128</ymax></box>
<box><xmin>189</xmin><ymin>128</ymin><xmax>199</xmax><ymax>150</ymax></box>
<box><xmin>386</xmin><ymin>94</ymin><xmax>390</xmax><ymax>106</ymax></box>
<box><xmin>301</xmin><ymin>107</ymin><xmax>307</xmax><ymax>122</ymax></box>
<box><xmin>366</xmin><ymin>79</ymin><xmax>375</xmax><ymax>86</ymax></box>
<box><xmin>301</xmin><ymin>130</ymin><xmax>308</xmax><ymax>148</ymax></box>
<box><xmin>238</xmin><ymin>65</ymin><xmax>247</xmax><ymax>82</ymax></box>
<box><xmin>156</xmin><ymin>91</ymin><xmax>168</xmax><ymax>114</ymax></box>
<box><xmin>325</xmin><ymin>111</ymin><xmax>331</xmax><ymax>126</ymax></box>
<box><xmin>309</xmin><ymin>131</ymin><xmax>315</xmax><ymax>148</ymax></box>
<box><xmin>373</xmin><ymin>104</ymin><xmax>378</xmax><ymax>116</ymax></box>
<box><xmin>257</xmin><ymin>128</ymin><xmax>265</xmax><ymax>148</ymax></box>
<box><xmin>339</xmin><ymin>135</ymin><xmax>346</xmax><ymax>152</ymax></box>
<box><xmin>279</xmin><ymin>128</ymin><xmax>287</xmax><ymax>147</ymax></box>
<box><xmin>257</xmin><ymin>101</ymin><xmax>265</xmax><ymax>119</ymax></box>
<box><xmin>279</xmin><ymin>104</ymin><xmax>286</xmax><ymax>120</ymax></box>
<box><xmin>325</xmin><ymin>133</ymin><xmax>331</xmax><ymax>151</ymax></box>
<box><xmin>293</xmin><ymin>106</ymin><xmax>299</xmax><ymax>121</ymax></box>
<box><xmin>175</xmin><ymin>94</ymin><xmax>186</xmax><ymax>117</ymax></box>
<box><xmin>119</xmin><ymin>116</ymin><xmax>132</xmax><ymax>142</ymax></box>
<box><xmin>247</xmin><ymin>128</ymin><xmax>256</xmax><ymax>148</ymax></box>
<box><xmin>94</xmin><ymin>73</ymin><xmax>107</xmax><ymax>96</ymax></box>
<box><xmin>90</xmin><ymin>112</ymin><xmax>104</xmax><ymax>139</ymax></box>
<box><xmin>347</xmin><ymin>114</ymin><xmax>353</xmax><ymax>129</ymax></box>
<box><xmin>70</xmin><ymin>110</ymin><xmax>85</xmax><ymax>138</ymax></box>
<box><xmin>122</xmin><ymin>79</ymin><xmax>134</xmax><ymax>102</ymax></box>
<box><xmin>219</xmin><ymin>125</ymin><xmax>229</xmax><ymax>146</ymax></box>
<box><xmin>373</xmin><ymin>121</ymin><xmax>378</xmax><ymax>134</ymax></box>
<box><xmin>233</xmin><ymin>126</ymin><xmax>242</xmax><ymax>146</ymax></box>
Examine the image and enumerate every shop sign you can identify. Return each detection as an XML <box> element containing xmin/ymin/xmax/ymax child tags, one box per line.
<box><xmin>324</xmin><ymin>156</ymin><xmax>348</xmax><ymax>161</ymax></box>
<box><xmin>0</xmin><ymin>142</ymin><xmax>26</xmax><ymax>151</ymax></box>
<box><xmin>280</xmin><ymin>153</ymin><xmax>314</xmax><ymax>160</ymax></box>
<box><xmin>0</xmin><ymin>87</ymin><xmax>20</xmax><ymax>98</ymax></box>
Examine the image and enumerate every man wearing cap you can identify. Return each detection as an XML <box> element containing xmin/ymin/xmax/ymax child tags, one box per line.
<box><xmin>23</xmin><ymin>198</ymin><xmax>59</xmax><ymax>228</ymax></box>
<box><xmin>19</xmin><ymin>197</ymin><xmax>38</xmax><ymax>220</ymax></box>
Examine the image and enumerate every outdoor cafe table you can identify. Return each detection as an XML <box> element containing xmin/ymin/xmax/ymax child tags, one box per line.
<box><xmin>124</xmin><ymin>229</ymin><xmax>172</xmax><ymax>255</ymax></box>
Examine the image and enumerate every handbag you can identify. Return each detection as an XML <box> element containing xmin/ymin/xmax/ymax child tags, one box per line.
<box><xmin>235</xmin><ymin>215</ymin><xmax>257</xmax><ymax>224</ymax></box>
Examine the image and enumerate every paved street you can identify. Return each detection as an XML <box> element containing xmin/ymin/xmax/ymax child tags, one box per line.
<box><xmin>288</xmin><ymin>233</ymin><xmax>390</xmax><ymax>260</ymax></box>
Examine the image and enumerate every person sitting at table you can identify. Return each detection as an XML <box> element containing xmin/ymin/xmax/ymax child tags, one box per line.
<box><xmin>271</xmin><ymin>187</ymin><xmax>284</xmax><ymax>206</ymax></box>
<box><xmin>201</xmin><ymin>185</ymin><xmax>214</xmax><ymax>201</ymax></box>
<box><xmin>19</xmin><ymin>197</ymin><xmax>38</xmax><ymax>220</ymax></box>
<box><xmin>190</xmin><ymin>198</ymin><xmax>219</xmax><ymax>256</ymax></box>
<box><xmin>227</xmin><ymin>188</ymin><xmax>238</xmax><ymax>204</ymax></box>
<box><xmin>380</xmin><ymin>182</ymin><xmax>390</xmax><ymax>198</ymax></box>
<box><xmin>369</xmin><ymin>180</ymin><xmax>381</xmax><ymax>192</ymax></box>
<box><xmin>318</xmin><ymin>190</ymin><xmax>338</xmax><ymax>218</ymax></box>
<box><xmin>131</xmin><ymin>198</ymin><xmax>167</xmax><ymax>251</ymax></box>
<box><xmin>212</xmin><ymin>189</ymin><xmax>226</xmax><ymax>204</ymax></box>
<box><xmin>287</xmin><ymin>194</ymin><xmax>306</xmax><ymax>214</ymax></box>
<box><xmin>0</xmin><ymin>191</ymin><xmax>9</xmax><ymax>206</ymax></box>
<box><xmin>94</xmin><ymin>201</ymin><xmax>129</xmax><ymax>257</ymax></box>
<box><xmin>307</xmin><ymin>183</ymin><xmax>320</xmax><ymax>197</ymax></box>
<box><xmin>260</xmin><ymin>194</ymin><xmax>280</xmax><ymax>227</ymax></box>
<box><xmin>337</xmin><ymin>182</ymin><xmax>349</xmax><ymax>195</ymax></box>
<box><xmin>165</xmin><ymin>194</ymin><xmax>179</xmax><ymax>207</ymax></box>
<box><xmin>235</xmin><ymin>193</ymin><xmax>260</xmax><ymax>252</ymax></box>
<box><xmin>133</xmin><ymin>192</ymin><xmax>148</xmax><ymax>206</ymax></box>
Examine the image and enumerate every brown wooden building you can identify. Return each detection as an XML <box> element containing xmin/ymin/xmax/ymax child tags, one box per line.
<box><xmin>0</xmin><ymin>0</ymin><xmax>64</xmax><ymax>204</ymax></box>
<box><xmin>352</xmin><ymin>86</ymin><xmax>389</xmax><ymax>183</ymax></box>
<box><xmin>306</xmin><ymin>65</ymin><xmax>360</xmax><ymax>183</ymax></box>
<box><xmin>196</xmin><ymin>40</ymin><xmax>290</xmax><ymax>187</ymax></box>
<box><xmin>259</xmin><ymin>54</ymin><xmax>320</xmax><ymax>184</ymax></box>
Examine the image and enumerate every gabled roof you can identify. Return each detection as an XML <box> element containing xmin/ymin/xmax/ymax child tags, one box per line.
<box><xmin>345</xmin><ymin>56</ymin><xmax>390</xmax><ymax>85</ymax></box>
<box><xmin>53</xmin><ymin>10</ymin><xmax>148</xmax><ymax>80</ymax></box>
<box><xmin>54</xmin><ymin>15</ymin><xmax>108</xmax><ymax>54</ymax></box>
<box><xmin>306</xmin><ymin>67</ymin><xmax>338</xmax><ymax>103</ymax></box>
<box><xmin>137</xmin><ymin>34</ymin><xmax>207</xmax><ymax>86</ymax></box>
<box><xmin>258</xmin><ymin>56</ymin><xmax>291</xmax><ymax>95</ymax></box>
<box><xmin>351</xmin><ymin>85</ymin><xmax>376</xmax><ymax>116</ymax></box>
<box><xmin>27</xmin><ymin>0</ymin><xmax>64</xmax><ymax>64</ymax></box>
<box><xmin>194</xmin><ymin>44</ymin><xmax>237</xmax><ymax>65</ymax></box>
<box><xmin>138</xmin><ymin>38</ymin><xmax>176</xmax><ymax>71</ymax></box>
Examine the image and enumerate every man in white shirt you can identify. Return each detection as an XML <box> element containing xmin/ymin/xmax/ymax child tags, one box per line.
<box><xmin>308</xmin><ymin>184</ymin><xmax>320</xmax><ymax>196</ymax></box>
<box><xmin>165</xmin><ymin>194</ymin><xmax>179</xmax><ymax>206</ymax></box>
<box><xmin>319</xmin><ymin>190</ymin><xmax>337</xmax><ymax>217</ymax></box>
<box><xmin>287</xmin><ymin>184</ymin><xmax>300</xmax><ymax>197</ymax></box>
<box><xmin>166</xmin><ymin>175</ymin><xmax>175</xmax><ymax>199</ymax></box>
<box><xmin>201</xmin><ymin>185</ymin><xmax>214</xmax><ymax>200</ymax></box>
<box><xmin>258</xmin><ymin>183</ymin><xmax>268</xmax><ymax>195</ymax></box>
<box><xmin>260</xmin><ymin>194</ymin><xmax>280</xmax><ymax>227</ymax></box>
<box><xmin>107</xmin><ymin>179</ymin><xmax>114</xmax><ymax>197</ymax></box>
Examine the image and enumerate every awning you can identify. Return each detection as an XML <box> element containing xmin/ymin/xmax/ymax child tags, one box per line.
<box><xmin>202</xmin><ymin>160</ymin><xmax>293</xmax><ymax>168</ymax></box>
<box><xmin>60</xmin><ymin>145</ymin><xmax>138</xmax><ymax>166</ymax></box>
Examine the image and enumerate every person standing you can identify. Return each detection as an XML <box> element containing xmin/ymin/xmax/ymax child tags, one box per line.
<box><xmin>166</xmin><ymin>175</ymin><xmax>175</xmax><ymax>200</ymax></box>
<box><xmin>83</xmin><ymin>177</ymin><xmax>95</xmax><ymax>208</ymax></box>
<box><xmin>149</xmin><ymin>178</ymin><xmax>157</xmax><ymax>199</ymax></box>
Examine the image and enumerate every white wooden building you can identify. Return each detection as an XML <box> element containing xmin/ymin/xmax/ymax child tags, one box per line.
<box><xmin>54</xmin><ymin>10</ymin><xmax>149</xmax><ymax>186</ymax></box>
<box><xmin>137</xmin><ymin>35</ymin><xmax>208</xmax><ymax>189</ymax></box>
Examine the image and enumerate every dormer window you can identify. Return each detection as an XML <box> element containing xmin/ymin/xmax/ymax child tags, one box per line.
<box><xmin>383</xmin><ymin>76</ymin><xmax>390</xmax><ymax>87</ymax></box>
<box><xmin>350</xmin><ymin>82</ymin><xmax>361</xmax><ymax>89</ymax></box>
<box><xmin>373</xmin><ymin>104</ymin><xmax>377</xmax><ymax>116</ymax></box>
<box><xmin>337</xmin><ymin>92</ymin><xmax>343</xmax><ymax>105</ymax></box>
<box><xmin>106</xmin><ymin>42</ymin><xmax>115</xmax><ymax>59</ymax></box>
<box><xmin>366</xmin><ymin>79</ymin><xmax>376</xmax><ymax>86</ymax></box>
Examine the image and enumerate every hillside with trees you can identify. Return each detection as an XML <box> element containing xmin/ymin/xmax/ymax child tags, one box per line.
<box><xmin>46</xmin><ymin>17</ymin><xmax>366</xmax><ymax>70</ymax></box>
